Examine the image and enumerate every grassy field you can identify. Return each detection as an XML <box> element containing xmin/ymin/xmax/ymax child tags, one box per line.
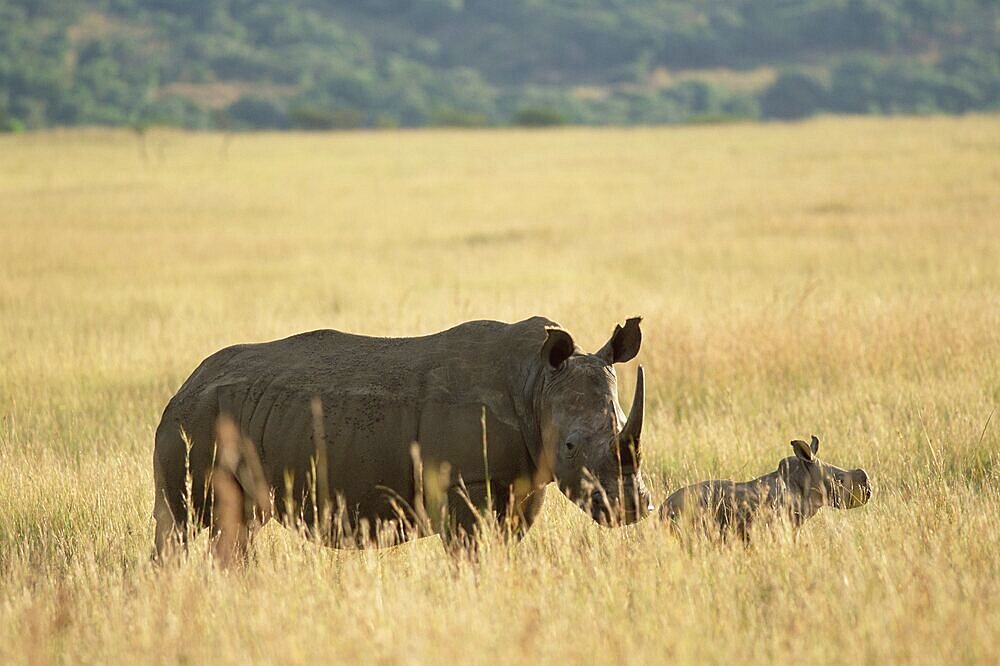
<box><xmin>1</xmin><ymin>116</ymin><xmax>998</xmax><ymax>664</ymax></box>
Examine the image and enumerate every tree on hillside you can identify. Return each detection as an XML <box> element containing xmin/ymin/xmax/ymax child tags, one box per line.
<box><xmin>761</xmin><ymin>71</ymin><xmax>829</xmax><ymax>119</ymax></box>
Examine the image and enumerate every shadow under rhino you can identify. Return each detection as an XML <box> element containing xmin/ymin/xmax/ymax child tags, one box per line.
<box><xmin>153</xmin><ymin>316</ymin><xmax>653</xmax><ymax>563</ymax></box>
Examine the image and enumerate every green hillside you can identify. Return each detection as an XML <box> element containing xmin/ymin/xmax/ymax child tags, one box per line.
<box><xmin>1</xmin><ymin>0</ymin><xmax>997</xmax><ymax>130</ymax></box>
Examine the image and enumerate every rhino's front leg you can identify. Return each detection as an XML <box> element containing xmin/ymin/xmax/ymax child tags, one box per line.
<box><xmin>439</xmin><ymin>481</ymin><xmax>546</xmax><ymax>557</ymax></box>
<box><xmin>734</xmin><ymin>514</ymin><xmax>753</xmax><ymax>546</ymax></box>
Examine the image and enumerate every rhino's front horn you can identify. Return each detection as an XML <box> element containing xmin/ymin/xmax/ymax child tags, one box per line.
<box><xmin>620</xmin><ymin>365</ymin><xmax>644</xmax><ymax>447</ymax></box>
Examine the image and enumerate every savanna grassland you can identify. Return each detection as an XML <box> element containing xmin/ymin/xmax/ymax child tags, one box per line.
<box><xmin>0</xmin><ymin>116</ymin><xmax>998</xmax><ymax>664</ymax></box>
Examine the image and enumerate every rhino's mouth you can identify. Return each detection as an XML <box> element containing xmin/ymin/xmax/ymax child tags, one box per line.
<box><xmin>833</xmin><ymin>479</ymin><xmax>871</xmax><ymax>509</ymax></box>
<box><xmin>845</xmin><ymin>483</ymin><xmax>872</xmax><ymax>509</ymax></box>
<box><xmin>588</xmin><ymin>485</ymin><xmax>654</xmax><ymax>525</ymax></box>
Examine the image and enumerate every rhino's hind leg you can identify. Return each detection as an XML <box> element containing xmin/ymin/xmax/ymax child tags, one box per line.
<box><xmin>152</xmin><ymin>489</ymin><xmax>179</xmax><ymax>562</ymax></box>
<box><xmin>209</xmin><ymin>415</ymin><xmax>272</xmax><ymax>567</ymax></box>
<box><xmin>210</xmin><ymin>455</ymin><xmax>250</xmax><ymax>567</ymax></box>
<box><xmin>152</xmin><ymin>453</ymin><xmax>189</xmax><ymax>564</ymax></box>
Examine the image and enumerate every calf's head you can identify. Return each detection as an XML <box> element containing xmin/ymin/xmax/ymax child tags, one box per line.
<box><xmin>536</xmin><ymin>317</ymin><xmax>653</xmax><ymax>525</ymax></box>
<box><xmin>777</xmin><ymin>435</ymin><xmax>872</xmax><ymax>518</ymax></box>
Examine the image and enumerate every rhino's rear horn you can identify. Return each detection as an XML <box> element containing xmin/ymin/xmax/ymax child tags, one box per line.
<box><xmin>618</xmin><ymin>366</ymin><xmax>644</xmax><ymax>461</ymax></box>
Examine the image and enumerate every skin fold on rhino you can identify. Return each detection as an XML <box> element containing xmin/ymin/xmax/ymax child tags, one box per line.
<box><xmin>153</xmin><ymin>316</ymin><xmax>652</xmax><ymax>562</ymax></box>
<box><xmin>659</xmin><ymin>436</ymin><xmax>871</xmax><ymax>544</ymax></box>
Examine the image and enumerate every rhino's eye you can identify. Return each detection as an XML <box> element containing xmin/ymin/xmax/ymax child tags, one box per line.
<box><xmin>564</xmin><ymin>440</ymin><xmax>581</xmax><ymax>458</ymax></box>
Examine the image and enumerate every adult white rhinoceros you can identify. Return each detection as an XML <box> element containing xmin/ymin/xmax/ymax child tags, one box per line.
<box><xmin>153</xmin><ymin>316</ymin><xmax>651</xmax><ymax>559</ymax></box>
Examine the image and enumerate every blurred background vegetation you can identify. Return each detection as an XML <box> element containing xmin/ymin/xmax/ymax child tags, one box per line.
<box><xmin>0</xmin><ymin>0</ymin><xmax>997</xmax><ymax>131</ymax></box>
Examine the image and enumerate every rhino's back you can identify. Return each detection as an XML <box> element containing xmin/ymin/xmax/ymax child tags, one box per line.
<box><xmin>661</xmin><ymin>480</ymin><xmax>739</xmax><ymax>520</ymax></box>
<box><xmin>168</xmin><ymin>318</ymin><xmax>549</xmax><ymax>416</ymax></box>
<box><xmin>181</xmin><ymin>320</ymin><xmax>522</xmax><ymax>396</ymax></box>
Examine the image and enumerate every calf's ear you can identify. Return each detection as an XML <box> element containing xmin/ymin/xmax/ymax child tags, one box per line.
<box><xmin>597</xmin><ymin>316</ymin><xmax>642</xmax><ymax>365</ymax></box>
<box><xmin>791</xmin><ymin>439</ymin><xmax>816</xmax><ymax>462</ymax></box>
<box><xmin>810</xmin><ymin>435</ymin><xmax>820</xmax><ymax>455</ymax></box>
<box><xmin>541</xmin><ymin>327</ymin><xmax>575</xmax><ymax>369</ymax></box>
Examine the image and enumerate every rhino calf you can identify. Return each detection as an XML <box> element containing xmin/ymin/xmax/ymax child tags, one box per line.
<box><xmin>660</xmin><ymin>436</ymin><xmax>871</xmax><ymax>543</ymax></box>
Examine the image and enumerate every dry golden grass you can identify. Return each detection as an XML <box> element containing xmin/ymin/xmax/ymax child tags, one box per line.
<box><xmin>1</xmin><ymin>116</ymin><xmax>998</xmax><ymax>664</ymax></box>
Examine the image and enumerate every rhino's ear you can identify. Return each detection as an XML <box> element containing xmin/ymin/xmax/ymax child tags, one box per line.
<box><xmin>541</xmin><ymin>327</ymin><xmax>575</xmax><ymax>369</ymax></box>
<box><xmin>810</xmin><ymin>435</ymin><xmax>820</xmax><ymax>455</ymax></box>
<box><xmin>791</xmin><ymin>439</ymin><xmax>815</xmax><ymax>463</ymax></box>
<box><xmin>597</xmin><ymin>316</ymin><xmax>642</xmax><ymax>365</ymax></box>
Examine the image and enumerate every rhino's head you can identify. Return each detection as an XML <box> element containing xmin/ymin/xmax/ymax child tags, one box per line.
<box><xmin>535</xmin><ymin>317</ymin><xmax>653</xmax><ymax>526</ymax></box>
<box><xmin>777</xmin><ymin>435</ymin><xmax>872</xmax><ymax>518</ymax></box>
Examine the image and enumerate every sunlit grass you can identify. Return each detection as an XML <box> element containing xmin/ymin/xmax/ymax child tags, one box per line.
<box><xmin>1</xmin><ymin>116</ymin><xmax>998</xmax><ymax>663</ymax></box>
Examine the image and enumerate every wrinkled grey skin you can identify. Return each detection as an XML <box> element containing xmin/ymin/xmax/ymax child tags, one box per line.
<box><xmin>153</xmin><ymin>316</ymin><xmax>652</xmax><ymax>558</ymax></box>
<box><xmin>660</xmin><ymin>436</ymin><xmax>871</xmax><ymax>543</ymax></box>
